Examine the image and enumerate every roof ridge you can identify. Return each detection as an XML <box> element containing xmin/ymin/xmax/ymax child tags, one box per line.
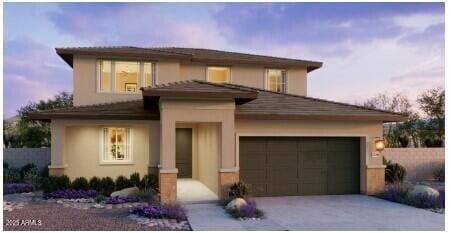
<box><xmin>34</xmin><ymin>99</ymin><xmax>143</xmax><ymax>113</ymax></box>
<box><xmin>212</xmin><ymin>82</ymin><xmax>407</xmax><ymax>116</ymax></box>
<box><xmin>192</xmin><ymin>80</ymin><xmax>259</xmax><ymax>93</ymax></box>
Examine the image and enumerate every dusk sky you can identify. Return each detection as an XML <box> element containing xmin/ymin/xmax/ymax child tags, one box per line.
<box><xmin>3</xmin><ymin>2</ymin><xmax>445</xmax><ymax>118</ymax></box>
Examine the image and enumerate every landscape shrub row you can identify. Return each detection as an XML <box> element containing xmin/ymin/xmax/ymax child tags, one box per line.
<box><xmin>378</xmin><ymin>184</ymin><xmax>445</xmax><ymax>209</ymax></box>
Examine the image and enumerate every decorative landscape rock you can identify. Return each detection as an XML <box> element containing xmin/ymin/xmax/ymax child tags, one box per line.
<box><xmin>226</xmin><ymin>198</ymin><xmax>247</xmax><ymax>211</ymax></box>
<box><xmin>111</xmin><ymin>186</ymin><xmax>140</xmax><ymax>197</ymax></box>
<box><xmin>408</xmin><ymin>185</ymin><xmax>440</xmax><ymax>199</ymax></box>
<box><xmin>127</xmin><ymin>214</ymin><xmax>191</xmax><ymax>230</ymax></box>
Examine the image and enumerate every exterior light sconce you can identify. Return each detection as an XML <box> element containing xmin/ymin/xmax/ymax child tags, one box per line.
<box><xmin>371</xmin><ymin>138</ymin><xmax>385</xmax><ymax>157</ymax></box>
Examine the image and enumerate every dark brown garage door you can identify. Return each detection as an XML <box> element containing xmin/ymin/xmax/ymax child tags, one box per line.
<box><xmin>239</xmin><ymin>137</ymin><xmax>360</xmax><ymax>196</ymax></box>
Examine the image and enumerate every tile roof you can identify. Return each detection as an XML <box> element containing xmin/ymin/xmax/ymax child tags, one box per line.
<box><xmin>28</xmin><ymin>80</ymin><xmax>408</xmax><ymax>122</ymax></box>
<box><xmin>55</xmin><ymin>46</ymin><xmax>322</xmax><ymax>72</ymax></box>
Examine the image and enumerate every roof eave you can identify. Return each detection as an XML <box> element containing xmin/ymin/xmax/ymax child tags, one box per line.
<box><xmin>235</xmin><ymin>113</ymin><xmax>408</xmax><ymax>122</ymax></box>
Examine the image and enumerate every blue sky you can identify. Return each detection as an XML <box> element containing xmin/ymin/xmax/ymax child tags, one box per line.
<box><xmin>3</xmin><ymin>2</ymin><xmax>445</xmax><ymax>118</ymax></box>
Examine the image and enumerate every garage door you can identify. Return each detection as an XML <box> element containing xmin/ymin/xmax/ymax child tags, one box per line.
<box><xmin>239</xmin><ymin>137</ymin><xmax>360</xmax><ymax>196</ymax></box>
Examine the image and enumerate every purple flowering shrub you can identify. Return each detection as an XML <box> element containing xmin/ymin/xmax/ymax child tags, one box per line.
<box><xmin>378</xmin><ymin>185</ymin><xmax>445</xmax><ymax>209</ymax></box>
<box><xmin>4</xmin><ymin>183</ymin><xmax>34</xmax><ymax>194</ymax></box>
<box><xmin>105</xmin><ymin>195</ymin><xmax>140</xmax><ymax>204</ymax></box>
<box><xmin>131</xmin><ymin>204</ymin><xmax>187</xmax><ymax>221</ymax></box>
<box><xmin>44</xmin><ymin>189</ymin><xmax>97</xmax><ymax>199</ymax></box>
<box><xmin>226</xmin><ymin>199</ymin><xmax>265</xmax><ymax>219</ymax></box>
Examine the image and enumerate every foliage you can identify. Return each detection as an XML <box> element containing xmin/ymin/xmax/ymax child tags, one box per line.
<box><xmin>115</xmin><ymin>175</ymin><xmax>133</xmax><ymax>190</ymax></box>
<box><xmin>377</xmin><ymin>184</ymin><xmax>444</xmax><ymax>209</ymax></box>
<box><xmin>227</xmin><ymin>182</ymin><xmax>249</xmax><ymax>200</ymax></box>
<box><xmin>100</xmin><ymin>177</ymin><xmax>115</xmax><ymax>196</ymax></box>
<box><xmin>137</xmin><ymin>188</ymin><xmax>159</xmax><ymax>204</ymax></box>
<box><xmin>4</xmin><ymin>163</ymin><xmax>47</xmax><ymax>189</ymax></box>
<box><xmin>4</xmin><ymin>183</ymin><xmax>34</xmax><ymax>194</ymax></box>
<box><xmin>434</xmin><ymin>163</ymin><xmax>445</xmax><ymax>182</ymax></box>
<box><xmin>383</xmin><ymin>157</ymin><xmax>407</xmax><ymax>184</ymax></box>
<box><xmin>19</xmin><ymin>163</ymin><xmax>37</xmax><ymax>179</ymax></box>
<box><xmin>23</xmin><ymin>167</ymin><xmax>42</xmax><ymax>188</ymax></box>
<box><xmin>71</xmin><ymin>177</ymin><xmax>90</xmax><ymax>190</ymax></box>
<box><xmin>104</xmin><ymin>195</ymin><xmax>140</xmax><ymax>204</ymax></box>
<box><xmin>362</xmin><ymin>93</ymin><xmax>412</xmax><ymax>115</ymax></box>
<box><xmin>130</xmin><ymin>172</ymin><xmax>141</xmax><ymax>187</ymax></box>
<box><xmin>378</xmin><ymin>184</ymin><xmax>409</xmax><ymax>204</ymax></box>
<box><xmin>4</xmin><ymin>167</ymin><xmax>22</xmax><ymax>183</ymax></box>
<box><xmin>89</xmin><ymin>177</ymin><xmax>102</xmax><ymax>191</ymax></box>
<box><xmin>44</xmin><ymin>189</ymin><xmax>97</xmax><ymax>199</ymax></box>
<box><xmin>41</xmin><ymin>175</ymin><xmax>71</xmax><ymax>193</ymax></box>
<box><xmin>5</xmin><ymin>92</ymin><xmax>73</xmax><ymax>148</ymax></box>
<box><xmin>418</xmin><ymin>87</ymin><xmax>445</xmax><ymax>120</ymax></box>
<box><xmin>40</xmin><ymin>164</ymin><xmax>49</xmax><ymax>178</ymax></box>
<box><xmin>139</xmin><ymin>174</ymin><xmax>159</xmax><ymax>192</ymax></box>
<box><xmin>131</xmin><ymin>204</ymin><xmax>187</xmax><ymax>221</ymax></box>
<box><xmin>95</xmin><ymin>194</ymin><xmax>105</xmax><ymax>203</ymax></box>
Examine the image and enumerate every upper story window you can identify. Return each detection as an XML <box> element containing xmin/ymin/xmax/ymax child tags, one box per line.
<box><xmin>101</xmin><ymin>127</ymin><xmax>132</xmax><ymax>163</ymax></box>
<box><xmin>98</xmin><ymin>60</ymin><xmax>156</xmax><ymax>93</ymax></box>
<box><xmin>207</xmin><ymin>66</ymin><xmax>231</xmax><ymax>84</ymax></box>
<box><xmin>266</xmin><ymin>69</ymin><xmax>287</xmax><ymax>93</ymax></box>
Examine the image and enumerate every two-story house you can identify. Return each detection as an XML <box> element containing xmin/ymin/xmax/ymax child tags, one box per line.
<box><xmin>30</xmin><ymin>47</ymin><xmax>407</xmax><ymax>203</ymax></box>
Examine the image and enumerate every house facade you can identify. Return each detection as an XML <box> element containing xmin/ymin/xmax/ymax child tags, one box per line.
<box><xmin>30</xmin><ymin>47</ymin><xmax>407</xmax><ymax>203</ymax></box>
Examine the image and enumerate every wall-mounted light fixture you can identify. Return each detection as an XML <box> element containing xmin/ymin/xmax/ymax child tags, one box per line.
<box><xmin>371</xmin><ymin>138</ymin><xmax>385</xmax><ymax>157</ymax></box>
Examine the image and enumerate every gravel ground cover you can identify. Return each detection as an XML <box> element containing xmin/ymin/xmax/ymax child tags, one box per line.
<box><xmin>3</xmin><ymin>202</ymin><xmax>191</xmax><ymax>231</ymax></box>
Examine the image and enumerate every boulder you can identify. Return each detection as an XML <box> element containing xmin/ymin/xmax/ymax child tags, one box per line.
<box><xmin>110</xmin><ymin>186</ymin><xmax>140</xmax><ymax>197</ymax></box>
<box><xmin>408</xmin><ymin>185</ymin><xmax>439</xmax><ymax>199</ymax></box>
<box><xmin>226</xmin><ymin>198</ymin><xmax>247</xmax><ymax>211</ymax></box>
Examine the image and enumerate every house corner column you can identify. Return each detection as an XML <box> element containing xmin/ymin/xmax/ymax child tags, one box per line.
<box><xmin>159</xmin><ymin>116</ymin><xmax>177</xmax><ymax>203</ymax></box>
<box><xmin>363</xmin><ymin>136</ymin><xmax>385</xmax><ymax>195</ymax></box>
<box><xmin>218</xmin><ymin>118</ymin><xmax>238</xmax><ymax>199</ymax></box>
<box><xmin>49</xmin><ymin>120</ymin><xmax>67</xmax><ymax>176</ymax></box>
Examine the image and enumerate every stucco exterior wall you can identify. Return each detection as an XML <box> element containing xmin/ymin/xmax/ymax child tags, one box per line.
<box><xmin>287</xmin><ymin>68</ymin><xmax>307</xmax><ymax>96</ymax></box>
<box><xmin>73</xmin><ymin>55</ymin><xmax>142</xmax><ymax>106</ymax></box>
<box><xmin>197</xmin><ymin>123</ymin><xmax>220</xmax><ymax>194</ymax></box>
<box><xmin>50</xmin><ymin>120</ymin><xmax>155</xmax><ymax>180</ymax></box>
<box><xmin>235</xmin><ymin>119</ymin><xmax>384</xmax><ymax>193</ymax></box>
<box><xmin>179</xmin><ymin>64</ymin><xmax>205</xmax><ymax>81</ymax></box>
<box><xmin>381</xmin><ymin>148</ymin><xmax>445</xmax><ymax>181</ymax></box>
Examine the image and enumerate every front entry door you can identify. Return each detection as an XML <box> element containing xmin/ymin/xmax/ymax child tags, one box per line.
<box><xmin>176</xmin><ymin>128</ymin><xmax>192</xmax><ymax>178</ymax></box>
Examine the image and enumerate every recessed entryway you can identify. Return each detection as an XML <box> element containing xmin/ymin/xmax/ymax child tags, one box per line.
<box><xmin>176</xmin><ymin>128</ymin><xmax>193</xmax><ymax>178</ymax></box>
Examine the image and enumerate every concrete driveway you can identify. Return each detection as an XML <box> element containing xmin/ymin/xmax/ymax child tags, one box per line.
<box><xmin>185</xmin><ymin>195</ymin><xmax>444</xmax><ymax>231</ymax></box>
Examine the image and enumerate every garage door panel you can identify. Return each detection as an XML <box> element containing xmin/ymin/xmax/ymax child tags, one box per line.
<box><xmin>240</xmin><ymin>137</ymin><xmax>360</xmax><ymax>197</ymax></box>
<box><xmin>248</xmin><ymin>183</ymin><xmax>267</xmax><ymax>196</ymax></box>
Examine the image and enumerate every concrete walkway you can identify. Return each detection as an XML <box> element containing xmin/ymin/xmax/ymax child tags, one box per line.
<box><xmin>185</xmin><ymin>195</ymin><xmax>444</xmax><ymax>231</ymax></box>
<box><xmin>177</xmin><ymin>179</ymin><xmax>219</xmax><ymax>204</ymax></box>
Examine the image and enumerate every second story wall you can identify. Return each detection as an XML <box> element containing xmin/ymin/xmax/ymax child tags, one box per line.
<box><xmin>73</xmin><ymin>56</ymin><xmax>308</xmax><ymax>106</ymax></box>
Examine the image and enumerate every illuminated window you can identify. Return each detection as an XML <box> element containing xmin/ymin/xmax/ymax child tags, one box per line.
<box><xmin>98</xmin><ymin>60</ymin><xmax>156</xmax><ymax>93</ymax></box>
<box><xmin>266</xmin><ymin>69</ymin><xmax>287</xmax><ymax>93</ymax></box>
<box><xmin>207</xmin><ymin>67</ymin><xmax>231</xmax><ymax>83</ymax></box>
<box><xmin>102</xmin><ymin>127</ymin><xmax>131</xmax><ymax>163</ymax></box>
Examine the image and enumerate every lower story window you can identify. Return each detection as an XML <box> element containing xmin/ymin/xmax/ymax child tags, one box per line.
<box><xmin>102</xmin><ymin>127</ymin><xmax>131</xmax><ymax>163</ymax></box>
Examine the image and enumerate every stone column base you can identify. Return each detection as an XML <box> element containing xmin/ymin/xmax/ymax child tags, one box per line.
<box><xmin>48</xmin><ymin>165</ymin><xmax>67</xmax><ymax>176</ymax></box>
<box><xmin>218</xmin><ymin>171</ymin><xmax>239</xmax><ymax>199</ymax></box>
<box><xmin>159</xmin><ymin>172</ymin><xmax>177</xmax><ymax>203</ymax></box>
<box><xmin>366</xmin><ymin>167</ymin><xmax>385</xmax><ymax>195</ymax></box>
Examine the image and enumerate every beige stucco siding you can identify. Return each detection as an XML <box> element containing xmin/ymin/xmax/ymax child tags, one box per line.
<box><xmin>179</xmin><ymin>64</ymin><xmax>206</xmax><ymax>81</ymax></box>
<box><xmin>231</xmin><ymin>66</ymin><xmax>265</xmax><ymax>89</ymax></box>
<box><xmin>73</xmin><ymin>55</ymin><xmax>142</xmax><ymax>106</ymax></box>
<box><xmin>157</xmin><ymin>62</ymin><xmax>180</xmax><ymax>84</ymax></box>
<box><xmin>55</xmin><ymin>120</ymin><xmax>155</xmax><ymax>180</ymax></box>
<box><xmin>287</xmin><ymin>68</ymin><xmax>307</xmax><ymax>96</ymax></box>
<box><xmin>197</xmin><ymin>123</ymin><xmax>220</xmax><ymax>194</ymax></box>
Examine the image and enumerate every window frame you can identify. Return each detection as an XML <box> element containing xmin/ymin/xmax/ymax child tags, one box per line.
<box><xmin>97</xmin><ymin>60</ymin><xmax>157</xmax><ymax>94</ymax></box>
<box><xmin>206</xmin><ymin>66</ymin><xmax>232</xmax><ymax>84</ymax></box>
<box><xmin>265</xmin><ymin>69</ymin><xmax>288</xmax><ymax>93</ymax></box>
<box><xmin>99</xmin><ymin>127</ymin><xmax>133</xmax><ymax>165</ymax></box>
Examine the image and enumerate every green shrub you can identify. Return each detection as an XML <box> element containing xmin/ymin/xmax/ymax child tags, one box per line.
<box><xmin>72</xmin><ymin>177</ymin><xmax>89</xmax><ymax>190</ymax></box>
<box><xmin>383</xmin><ymin>157</ymin><xmax>407</xmax><ymax>184</ymax></box>
<box><xmin>4</xmin><ymin>162</ymin><xmax>9</xmax><ymax>169</ymax></box>
<box><xmin>95</xmin><ymin>194</ymin><xmax>105</xmax><ymax>203</ymax></box>
<box><xmin>139</xmin><ymin>174</ymin><xmax>158</xmax><ymax>192</ymax></box>
<box><xmin>41</xmin><ymin>175</ymin><xmax>71</xmax><ymax>193</ymax></box>
<box><xmin>130</xmin><ymin>172</ymin><xmax>141</xmax><ymax>187</ymax></box>
<box><xmin>100</xmin><ymin>177</ymin><xmax>115</xmax><ymax>196</ymax></box>
<box><xmin>89</xmin><ymin>176</ymin><xmax>102</xmax><ymax>191</ymax></box>
<box><xmin>4</xmin><ymin>167</ymin><xmax>21</xmax><ymax>183</ymax></box>
<box><xmin>115</xmin><ymin>175</ymin><xmax>133</xmax><ymax>190</ymax></box>
<box><xmin>23</xmin><ymin>167</ymin><xmax>41</xmax><ymax>188</ymax></box>
<box><xmin>40</xmin><ymin>164</ymin><xmax>49</xmax><ymax>178</ymax></box>
<box><xmin>434</xmin><ymin>163</ymin><xmax>445</xmax><ymax>182</ymax></box>
<box><xmin>19</xmin><ymin>163</ymin><xmax>37</xmax><ymax>180</ymax></box>
<box><xmin>227</xmin><ymin>182</ymin><xmax>249</xmax><ymax>200</ymax></box>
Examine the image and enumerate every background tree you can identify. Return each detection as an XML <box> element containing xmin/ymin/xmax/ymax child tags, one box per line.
<box><xmin>3</xmin><ymin>92</ymin><xmax>73</xmax><ymax>148</ymax></box>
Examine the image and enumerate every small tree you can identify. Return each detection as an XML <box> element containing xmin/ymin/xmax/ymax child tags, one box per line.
<box><xmin>8</xmin><ymin>92</ymin><xmax>73</xmax><ymax>148</ymax></box>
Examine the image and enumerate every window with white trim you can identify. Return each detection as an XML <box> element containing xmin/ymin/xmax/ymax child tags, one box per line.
<box><xmin>98</xmin><ymin>60</ymin><xmax>156</xmax><ymax>93</ymax></box>
<box><xmin>102</xmin><ymin>127</ymin><xmax>132</xmax><ymax>162</ymax></box>
<box><xmin>266</xmin><ymin>69</ymin><xmax>287</xmax><ymax>93</ymax></box>
<box><xmin>207</xmin><ymin>66</ymin><xmax>231</xmax><ymax>83</ymax></box>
